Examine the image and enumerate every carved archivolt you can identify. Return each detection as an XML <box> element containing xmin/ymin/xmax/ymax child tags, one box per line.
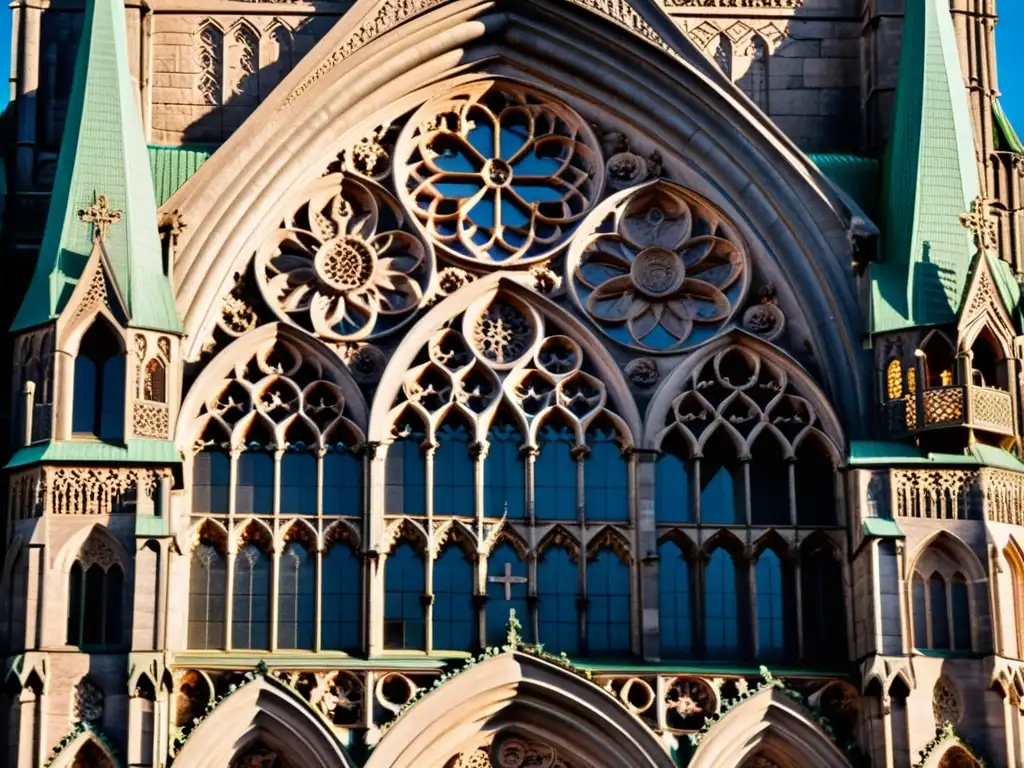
<box><xmin>568</xmin><ymin>181</ymin><xmax>748</xmax><ymax>352</ymax></box>
<box><xmin>396</xmin><ymin>80</ymin><xmax>604</xmax><ymax>267</ymax></box>
<box><xmin>255</xmin><ymin>174</ymin><xmax>431</xmax><ymax>342</ymax></box>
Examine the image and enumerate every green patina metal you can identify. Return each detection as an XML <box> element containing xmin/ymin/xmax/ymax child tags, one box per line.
<box><xmin>848</xmin><ymin>440</ymin><xmax>1024</xmax><ymax>472</ymax></box>
<box><xmin>148</xmin><ymin>145</ymin><xmax>216</xmax><ymax>206</ymax></box>
<box><xmin>994</xmin><ymin>99</ymin><xmax>1024</xmax><ymax>153</ymax></box>
<box><xmin>11</xmin><ymin>0</ymin><xmax>180</xmax><ymax>333</ymax></box>
<box><xmin>808</xmin><ymin>153</ymin><xmax>879</xmax><ymax>219</ymax></box>
<box><xmin>862</xmin><ymin>518</ymin><xmax>905</xmax><ymax>540</ymax></box>
<box><xmin>4</xmin><ymin>439</ymin><xmax>180</xmax><ymax>469</ymax></box>
<box><xmin>871</xmin><ymin>0</ymin><xmax>981</xmax><ymax>333</ymax></box>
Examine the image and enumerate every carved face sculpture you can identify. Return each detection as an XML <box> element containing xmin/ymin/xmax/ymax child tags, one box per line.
<box><xmin>569</xmin><ymin>182</ymin><xmax>747</xmax><ymax>352</ymax></box>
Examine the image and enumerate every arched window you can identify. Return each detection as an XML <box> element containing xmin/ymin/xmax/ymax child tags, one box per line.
<box><xmin>1005</xmin><ymin>543</ymin><xmax>1024</xmax><ymax>657</ymax></box>
<box><xmin>433</xmin><ymin>544</ymin><xmax>476</xmax><ymax>651</ymax></box>
<box><xmin>970</xmin><ymin>327</ymin><xmax>1004</xmax><ymax>389</ymax></box>
<box><xmin>232</xmin><ymin>542</ymin><xmax>271</xmax><ymax>650</ymax></box>
<box><xmin>886</xmin><ymin>359</ymin><xmax>903</xmax><ymax>400</ymax></box>
<box><xmin>322</xmin><ymin>539</ymin><xmax>361</xmax><ymax>652</ymax></box>
<box><xmin>385</xmin><ymin>422</ymin><xmax>427</xmax><ymax>515</ymax></box>
<box><xmin>434</xmin><ymin>418</ymin><xmax>475</xmax><ymax>517</ymax></box>
<box><xmin>537</xmin><ymin>545</ymin><xmax>579</xmax><ymax>655</ymax></box>
<box><xmin>930</xmin><ymin>573</ymin><xmax>951</xmax><ymax>650</ymax></box>
<box><xmin>920</xmin><ymin>332</ymin><xmax>956</xmax><ymax>388</ymax></box>
<box><xmin>188</xmin><ymin>539</ymin><xmax>227</xmax><ymax>649</ymax></box>
<box><xmin>795</xmin><ymin>435</ymin><xmax>836</xmax><ymax>526</ymax></box>
<box><xmin>535</xmin><ymin>421</ymin><xmax>577</xmax><ymax>521</ymax></box>
<box><xmin>712</xmin><ymin>34</ymin><xmax>732</xmax><ymax>79</ymax></box>
<box><xmin>384</xmin><ymin>543</ymin><xmax>425</xmax><ymax>650</ymax></box>
<box><xmin>236</xmin><ymin>451</ymin><xmax>273</xmax><ymax>515</ymax></box>
<box><xmin>951</xmin><ymin>574</ymin><xmax>971</xmax><ymax>651</ymax></box>
<box><xmin>656</xmin><ymin>433</ymin><xmax>692</xmax><ymax>523</ymax></box>
<box><xmin>323</xmin><ymin>447</ymin><xmax>362</xmax><ymax>515</ymax></box>
<box><xmin>280</xmin><ymin>451</ymin><xmax>317</xmax><ymax>515</ymax></box>
<box><xmin>485</xmin><ymin>542</ymin><xmax>530</xmax><ymax>646</ymax></box>
<box><xmin>192</xmin><ymin>451</ymin><xmax>229</xmax><ymax>515</ymax></box>
<box><xmin>484</xmin><ymin>419</ymin><xmax>526</xmax><ymax>518</ymax></box>
<box><xmin>700</xmin><ymin>430</ymin><xmax>741</xmax><ymax>525</ymax></box>
<box><xmin>72</xmin><ymin>320</ymin><xmax>124</xmax><ymax>440</ymax></box>
<box><xmin>912</xmin><ymin>573</ymin><xmax>928</xmax><ymax>648</ymax></box>
<box><xmin>144</xmin><ymin>358</ymin><xmax>167</xmax><ymax>402</ymax></box>
<box><xmin>755</xmin><ymin>549</ymin><xmax>786</xmax><ymax>659</ymax></box>
<box><xmin>67</xmin><ymin>545</ymin><xmax>123</xmax><ymax>648</ymax></box>
<box><xmin>584</xmin><ymin>426</ymin><xmax>628</xmax><ymax>522</ymax></box>
<box><xmin>586</xmin><ymin>548</ymin><xmax>630</xmax><ymax>655</ymax></box>
<box><xmin>704</xmin><ymin>547</ymin><xmax>740</xmax><ymax>657</ymax></box>
<box><xmin>659</xmin><ymin>540</ymin><xmax>692</xmax><ymax>656</ymax></box>
<box><xmin>277</xmin><ymin>541</ymin><xmax>314</xmax><ymax>650</ymax></box>
<box><xmin>801</xmin><ymin>540</ymin><xmax>845</xmax><ymax>664</ymax></box>
<box><xmin>749</xmin><ymin>433</ymin><xmax>789</xmax><ymax>526</ymax></box>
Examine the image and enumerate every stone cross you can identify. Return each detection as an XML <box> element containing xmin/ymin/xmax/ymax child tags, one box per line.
<box><xmin>959</xmin><ymin>195</ymin><xmax>997</xmax><ymax>253</ymax></box>
<box><xmin>488</xmin><ymin>561</ymin><xmax>527</xmax><ymax>600</ymax></box>
<box><xmin>80</xmin><ymin>193</ymin><xmax>123</xmax><ymax>243</ymax></box>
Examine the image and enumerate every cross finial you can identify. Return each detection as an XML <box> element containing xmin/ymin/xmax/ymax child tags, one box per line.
<box><xmin>959</xmin><ymin>195</ymin><xmax>998</xmax><ymax>253</ymax></box>
<box><xmin>79</xmin><ymin>193</ymin><xmax>123</xmax><ymax>243</ymax></box>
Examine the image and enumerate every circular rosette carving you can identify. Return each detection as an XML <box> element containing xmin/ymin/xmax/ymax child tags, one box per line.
<box><xmin>397</xmin><ymin>79</ymin><xmax>604</xmax><ymax>266</ymax></box>
<box><xmin>255</xmin><ymin>174</ymin><xmax>431</xmax><ymax>341</ymax></box>
<box><xmin>568</xmin><ymin>181</ymin><xmax>749</xmax><ymax>352</ymax></box>
<box><xmin>462</xmin><ymin>293</ymin><xmax>541</xmax><ymax>371</ymax></box>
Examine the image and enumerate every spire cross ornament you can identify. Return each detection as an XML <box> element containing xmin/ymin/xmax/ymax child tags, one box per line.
<box><xmin>79</xmin><ymin>194</ymin><xmax>123</xmax><ymax>243</ymax></box>
<box><xmin>959</xmin><ymin>195</ymin><xmax>998</xmax><ymax>253</ymax></box>
<box><xmin>488</xmin><ymin>561</ymin><xmax>527</xmax><ymax>601</ymax></box>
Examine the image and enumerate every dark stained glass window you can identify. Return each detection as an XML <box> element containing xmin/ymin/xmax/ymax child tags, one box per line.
<box><xmin>484</xmin><ymin>421</ymin><xmax>526</xmax><ymax>519</ymax></box>
<box><xmin>322</xmin><ymin>541</ymin><xmax>361</xmax><ymax>652</ymax></box>
<box><xmin>801</xmin><ymin>543</ymin><xmax>845</xmax><ymax>664</ymax></box>
<box><xmin>385</xmin><ymin>426</ymin><xmax>427</xmax><ymax>515</ymax></box>
<box><xmin>537</xmin><ymin>546</ymin><xmax>578</xmax><ymax>655</ymax></box>
<box><xmin>236</xmin><ymin>453</ymin><xmax>274</xmax><ymax>515</ymax></box>
<box><xmin>434</xmin><ymin>421</ymin><xmax>475</xmax><ymax>517</ymax></box>
<box><xmin>277</xmin><ymin>542</ymin><xmax>315</xmax><ymax>649</ymax></box>
<box><xmin>323</xmin><ymin>448</ymin><xmax>362</xmax><ymax>515</ymax></box>
<box><xmin>67</xmin><ymin>558</ymin><xmax>123</xmax><ymax>648</ymax></box>
<box><xmin>535</xmin><ymin>423</ymin><xmax>577</xmax><ymax>521</ymax></box>
<box><xmin>951</xmin><ymin>574</ymin><xmax>971</xmax><ymax>651</ymax></box>
<box><xmin>188</xmin><ymin>542</ymin><xmax>227</xmax><ymax>649</ymax></box>
<box><xmin>930</xmin><ymin>574</ymin><xmax>951</xmax><ymax>650</ymax></box>
<box><xmin>755</xmin><ymin>550</ymin><xmax>785</xmax><ymax>658</ymax></box>
<box><xmin>192</xmin><ymin>451</ymin><xmax>229</xmax><ymax>515</ymax></box>
<box><xmin>232</xmin><ymin>544</ymin><xmax>271</xmax><ymax>650</ymax></box>
<box><xmin>384</xmin><ymin>544</ymin><xmax>425</xmax><ymax>650</ymax></box>
<box><xmin>584</xmin><ymin>428</ymin><xmax>628</xmax><ymax>522</ymax></box>
<box><xmin>659</xmin><ymin>540</ymin><xmax>692</xmax><ymax>656</ymax></box>
<box><xmin>912</xmin><ymin>574</ymin><xmax>928</xmax><ymax>649</ymax></box>
<box><xmin>656</xmin><ymin>452</ymin><xmax>691</xmax><ymax>524</ymax></box>
<box><xmin>279</xmin><ymin>452</ymin><xmax>317</xmax><ymax>515</ymax></box>
<box><xmin>586</xmin><ymin>549</ymin><xmax>630</xmax><ymax>655</ymax></box>
<box><xmin>72</xmin><ymin>320</ymin><xmax>124</xmax><ymax>440</ymax></box>
<box><xmin>700</xmin><ymin>430</ymin><xmax>741</xmax><ymax>525</ymax></box>
<box><xmin>433</xmin><ymin>545</ymin><xmax>476</xmax><ymax>650</ymax></box>
<box><xmin>705</xmin><ymin>548</ymin><xmax>739</xmax><ymax>657</ymax></box>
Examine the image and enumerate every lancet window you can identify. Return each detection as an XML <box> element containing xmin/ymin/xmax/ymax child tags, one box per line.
<box><xmin>66</xmin><ymin>533</ymin><xmax>124</xmax><ymax>648</ymax></box>
<box><xmin>72</xmin><ymin>319</ymin><xmax>125</xmax><ymax>440</ymax></box>
<box><xmin>911</xmin><ymin>537</ymin><xmax>979</xmax><ymax>653</ymax></box>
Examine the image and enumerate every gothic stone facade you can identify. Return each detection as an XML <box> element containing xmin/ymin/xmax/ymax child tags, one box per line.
<box><xmin>2</xmin><ymin>1</ymin><xmax>1024</xmax><ymax>768</ymax></box>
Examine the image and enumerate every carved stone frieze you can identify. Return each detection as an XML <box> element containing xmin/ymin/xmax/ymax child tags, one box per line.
<box><xmin>46</xmin><ymin>467</ymin><xmax>167</xmax><ymax>515</ymax></box>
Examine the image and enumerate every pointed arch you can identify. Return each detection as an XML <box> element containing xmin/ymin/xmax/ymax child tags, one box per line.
<box><xmin>1004</xmin><ymin>537</ymin><xmax>1024</xmax><ymax>658</ymax></box>
<box><xmin>49</xmin><ymin>729</ymin><xmax>117</xmax><ymax>768</ymax></box>
<box><xmin>365</xmin><ymin>651</ymin><xmax>675</xmax><ymax>768</ymax></box>
<box><xmin>689</xmin><ymin>687</ymin><xmax>852</xmax><ymax>768</ymax></box>
<box><xmin>55</xmin><ymin>523</ymin><xmax>130</xmax><ymax>575</ymax></box>
<box><xmin>170</xmin><ymin>677</ymin><xmax>356</xmax><ymax>768</ymax></box>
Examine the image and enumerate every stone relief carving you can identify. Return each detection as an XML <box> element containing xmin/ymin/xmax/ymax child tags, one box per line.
<box><xmin>218</xmin><ymin>273</ymin><xmax>261</xmax><ymax>339</ymax></box>
<box><xmin>741</xmin><ymin>284</ymin><xmax>786</xmax><ymax>342</ymax></box>
<box><xmin>13</xmin><ymin>327</ymin><xmax>54</xmax><ymax>442</ymax></box>
<box><xmin>340</xmin><ymin>343</ymin><xmax>389</xmax><ymax>384</ymax></box>
<box><xmin>8</xmin><ymin>469</ymin><xmax>43</xmax><ymax>521</ymax></box>
<box><xmin>625</xmin><ymin>357</ymin><xmax>660</xmax><ymax>388</ymax></box>
<box><xmin>77</xmin><ymin>536</ymin><xmax>121</xmax><ymax>570</ymax></box>
<box><xmin>568</xmin><ymin>180</ymin><xmax>748</xmax><ymax>352</ymax></box>
<box><xmin>47</xmin><ymin>467</ymin><xmax>166</xmax><ymax>515</ymax></box>
<box><xmin>933</xmin><ymin>676</ymin><xmax>962</xmax><ymax>726</ymax></box>
<box><xmin>255</xmin><ymin>174</ymin><xmax>431</xmax><ymax>342</ymax></box>
<box><xmin>72</xmin><ymin>678</ymin><xmax>104</xmax><ymax>724</ymax></box>
<box><xmin>447</xmin><ymin>735</ymin><xmax>578</xmax><ymax>768</ymax></box>
<box><xmin>197</xmin><ymin>22</ymin><xmax>224</xmax><ymax>106</ymax></box>
<box><xmin>397</xmin><ymin>80</ymin><xmax>604</xmax><ymax>267</ymax></box>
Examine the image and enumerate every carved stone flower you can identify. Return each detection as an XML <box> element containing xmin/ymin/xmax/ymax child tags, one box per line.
<box><xmin>256</xmin><ymin>175</ymin><xmax>430</xmax><ymax>341</ymax></box>
<box><xmin>570</xmin><ymin>182</ymin><xmax>747</xmax><ymax>352</ymax></box>
<box><xmin>400</xmin><ymin>81</ymin><xmax>603</xmax><ymax>266</ymax></box>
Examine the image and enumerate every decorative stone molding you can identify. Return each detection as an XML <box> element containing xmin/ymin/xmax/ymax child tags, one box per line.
<box><xmin>46</xmin><ymin>467</ymin><xmax>166</xmax><ymax>516</ymax></box>
<box><xmin>13</xmin><ymin>327</ymin><xmax>55</xmax><ymax>442</ymax></box>
<box><xmin>9</xmin><ymin>468</ymin><xmax>43</xmax><ymax>520</ymax></box>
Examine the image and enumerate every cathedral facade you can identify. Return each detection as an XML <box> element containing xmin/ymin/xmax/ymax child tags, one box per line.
<box><xmin>2</xmin><ymin>0</ymin><xmax>1024</xmax><ymax>766</ymax></box>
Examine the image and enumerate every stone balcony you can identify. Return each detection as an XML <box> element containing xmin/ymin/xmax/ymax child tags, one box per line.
<box><xmin>888</xmin><ymin>385</ymin><xmax>1015</xmax><ymax>438</ymax></box>
<box><xmin>885</xmin><ymin>466</ymin><xmax>1024</xmax><ymax>525</ymax></box>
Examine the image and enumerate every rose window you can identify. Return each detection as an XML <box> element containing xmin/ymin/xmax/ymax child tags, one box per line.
<box><xmin>255</xmin><ymin>174</ymin><xmax>431</xmax><ymax>342</ymax></box>
<box><xmin>397</xmin><ymin>80</ymin><xmax>604</xmax><ymax>266</ymax></box>
<box><xmin>567</xmin><ymin>181</ymin><xmax>748</xmax><ymax>352</ymax></box>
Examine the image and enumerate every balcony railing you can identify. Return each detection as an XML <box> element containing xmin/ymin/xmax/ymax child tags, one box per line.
<box><xmin>888</xmin><ymin>385</ymin><xmax>1015</xmax><ymax>438</ymax></box>
<box><xmin>889</xmin><ymin>467</ymin><xmax>1024</xmax><ymax>524</ymax></box>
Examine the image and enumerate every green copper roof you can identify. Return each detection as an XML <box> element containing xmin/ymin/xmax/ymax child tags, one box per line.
<box><xmin>149</xmin><ymin>145</ymin><xmax>215</xmax><ymax>206</ymax></box>
<box><xmin>994</xmin><ymin>99</ymin><xmax>1024</xmax><ymax>153</ymax></box>
<box><xmin>863</xmin><ymin>518</ymin><xmax>905</xmax><ymax>539</ymax></box>
<box><xmin>808</xmin><ymin>154</ymin><xmax>879</xmax><ymax>218</ymax></box>
<box><xmin>849</xmin><ymin>440</ymin><xmax>1024</xmax><ymax>472</ymax></box>
<box><xmin>4</xmin><ymin>439</ymin><xmax>180</xmax><ymax>469</ymax></box>
<box><xmin>984</xmin><ymin>251</ymin><xmax>1022</xmax><ymax>322</ymax></box>
<box><xmin>11</xmin><ymin>0</ymin><xmax>180</xmax><ymax>334</ymax></box>
<box><xmin>871</xmin><ymin>0</ymin><xmax>980</xmax><ymax>333</ymax></box>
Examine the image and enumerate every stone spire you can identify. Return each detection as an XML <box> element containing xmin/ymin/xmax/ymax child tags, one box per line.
<box><xmin>870</xmin><ymin>0</ymin><xmax>981</xmax><ymax>334</ymax></box>
<box><xmin>10</xmin><ymin>0</ymin><xmax>180</xmax><ymax>333</ymax></box>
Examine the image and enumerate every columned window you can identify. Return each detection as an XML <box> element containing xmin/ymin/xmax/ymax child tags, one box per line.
<box><xmin>384</xmin><ymin>542</ymin><xmax>426</xmax><ymax>650</ymax></box>
<box><xmin>72</xmin><ymin>319</ymin><xmax>124</xmax><ymax>440</ymax></box>
<box><xmin>537</xmin><ymin>544</ymin><xmax>579</xmax><ymax>655</ymax></box>
<box><xmin>66</xmin><ymin>534</ymin><xmax>124</xmax><ymax>648</ymax></box>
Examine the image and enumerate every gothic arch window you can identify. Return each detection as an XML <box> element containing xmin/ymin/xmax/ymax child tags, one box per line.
<box><xmin>583</xmin><ymin>424</ymin><xmax>629</xmax><ymax>522</ymax></box>
<box><xmin>910</xmin><ymin>537</ymin><xmax>980</xmax><ymax>653</ymax></box>
<box><xmin>485</xmin><ymin>541</ymin><xmax>530</xmax><ymax>646</ymax></box>
<box><xmin>933</xmin><ymin>675</ymin><xmax>962</xmax><ymax>726</ymax></box>
<box><xmin>749</xmin><ymin>432</ymin><xmax>789</xmax><ymax>526</ymax></box>
<box><xmin>801</xmin><ymin>538</ymin><xmax>846</xmax><ymax>664</ymax></box>
<box><xmin>233</xmin><ymin>533</ymin><xmax>272</xmax><ymax>650</ymax></box>
<box><xmin>196</xmin><ymin>21</ymin><xmax>224</xmax><ymax>106</ymax></box>
<box><xmin>484</xmin><ymin>415</ymin><xmax>526</xmax><ymax>518</ymax></box>
<box><xmin>1004</xmin><ymin>541</ymin><xmax>1024</xmax><ymax>658</ymax></box>
<box><xmin>192</xmin><ymin>447</ymin><xmax>230</xmax><ymax>515</ymax></box>
<box><xmin>384</xmin><ymin>542</ymin><xmax>426</xmax><ymax>650</ymax></box>
<box><xmin>656</xmin><ymin>431</ymin><xmax>692</xmax><ymax>524</ymax></box>
<box><xmin>323</xmin><ymin>445</ymin><xmax>362</xmax><ymax>515</ymax></box>
<box><xmin>754</xmin><ymin>546</ymin><xmax>791</xmax><ymax>659</ymax></box>
<box><xmin>229</xmin><ymin>23</ymin><xmax>260</xmax><ymax>105</ymax></box>
<box><xmin>144</xmin><ymin>358</ymin><xmax>167</xmax><ymax>403</ymax></box>
<box><xmin>72</xmin><ymin>319</ymin><xmax>124</xmax><ymax>440</ymax></box>
<box><xmin>321</xmin><ymin>535</ymin><xmax>362</xmax><ymax>652</ymax></box>
<box><xmin>700</xmin><ymin>429</ymin><xmax>742</xmax><ymax>525</ymax></box>
<box><xmin>969</xmin><ymin>326</ymin><xmax>1006</xmax><ymax>389</ymax></box>
<box><xmin>886</xmin><ymin>359</ymin><xmax>903</xmax><ymax>400</ymax></box>
<box><xmin>704</xmin><ymin>545</ymin><xmax>741</xmax><ymax>658</ymax></box>
<box><xmin>280</xmin><ymin>448</ymin><xmax>317</xmax><ymax>515</ymax></box>
<box><xmin>66</xmin><ymin>534</ymin><xmax>123</xmax><ymax>648</ymax></box>
<box><xmin>920</xmin><ymin>332</ymin><xmax>957</xmax><ymax>388</ymax></box>
<box><xmin>386</xmin><ymin>417</ymin><xmax>427</xmax><ymax>516</ymax></box>
<box><xmin>236</xmin><ymin>428</ymin><xmax>274</xmax><ymax>516</ymax></box>
<box><xmin>537</xmin><ymin>543</ymin><xmax>579</xmax><ymax>655</ymax></box>
<box><xmin>433</xmin><ymin>542</ymin><xmax>476</xmax><ymax>651</ymax></box>
<box><xmin>535</xmin><ymin>417</ymin><xmax>578</xmax><ymax>521</ymax></box>
<box><xmin>434</xmin><ymin>416</ymin><xmax>475</xmax><ymax>517</ymax></box>
<box><xmin>586</xmin><ymin>545</ymin><xmax>631</xmax><ymax>655</ymax></box>
<box><xmin>795</xmin><ymin>434</ymin><xmax>837</xmax><ymax>526</ymax></box>
<box><xmin>188</xmin><ymin>533</ymin><xmax>227</xmax><ymax>649</ymax></box>
<box><xmin>659</xmin><ymin>538</ymin><xmax>693</xmax><ymax>656</ymax></box>
<box><xmin>277</xmin><ymin>539</ymin><xmax>315</xmax><ymax>650</ymax></box>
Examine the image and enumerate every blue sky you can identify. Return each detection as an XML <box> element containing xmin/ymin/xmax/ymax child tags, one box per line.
<box><xmin>0</xmin><ymin>6</ymin><xmax>1018</xmax><ymax>133</ymax></box>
